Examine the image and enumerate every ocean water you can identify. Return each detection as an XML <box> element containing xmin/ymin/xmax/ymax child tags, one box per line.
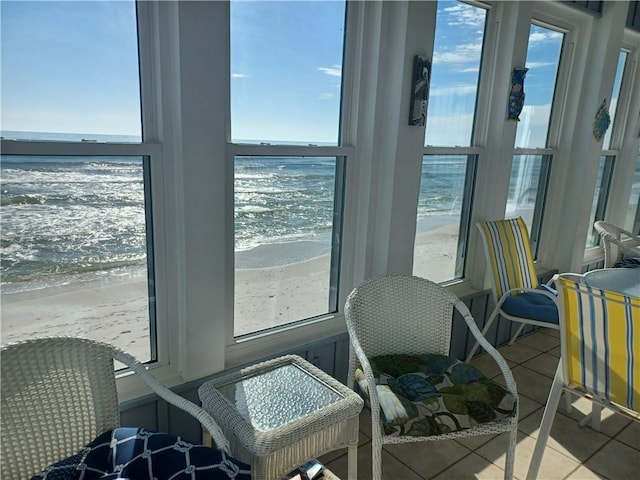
<box><xmin>1</xmin><ymin>135</ymin><xmax>467</xmax><ymax>294</ymax></box>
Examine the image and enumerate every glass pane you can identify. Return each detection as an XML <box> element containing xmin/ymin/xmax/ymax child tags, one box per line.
<box><xmin>624</xmin><ymin>155</ymin><xmax>640</xmax><ymax>233</ymax></box>
<box><xmin>234</xmin><ymin>156</ymin><xmax>341</xmax><ymax>336</ymax></box>
<box><xmin>603</xmin><ymin>51</ymin><xmax>628</xmax><ymax>149</ymax></box>
<box><xmin>506</xmin><ymin>155</ymin><xmax>544</xmax><ymax>229</ymax></box>
<box><xmin>586</xmin><ymin>156</ymin><xmax>615</xmax><ymax>247</ymax></box>
<box><xmin>515</xmin><ymin>24</ymin><xmax>563</xmax><ymax>149</ymax></box>
<box><xmin>0</xmin><ymin>1</ymin><xmax>141</xmax><ymax>142</ymax></box>
<box><xmin>425</xmin><ymin>1</ymin><xmax>487</xmax><ymax>147</ymax></box>
<box><xmin>230</xmin><ymin>1</ymin><xmax>346</xmax><ymax>145</ymax></box>
<box><xmin>1</xmin><ymin>155</ymin><xmax>155</xmax><ymax>362</ymax></box>
<box><xmin>413</xmin><ymin>155</ymin><xmax>472</xmax><ymax>282</ymax></box>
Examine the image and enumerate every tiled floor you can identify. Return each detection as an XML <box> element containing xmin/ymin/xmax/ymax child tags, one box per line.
<box><xmin>318</xmin><ymin>328</ymin><xmax>640</xmax><ymax>479</ymax></box>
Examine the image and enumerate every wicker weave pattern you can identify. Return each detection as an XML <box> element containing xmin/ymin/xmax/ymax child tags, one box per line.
<box><xmin>1</xmin><ymin>337</ymin><xmax>231</xmax><ymax>480</ymax></box>
<box><xmin>345</xmin><ymin>275</ymin><xmax>518</xmax><ymax>480</ymax></box>
<box><xmin>198</xmin><ymin>354</ymin><xmax>363</xmax><ymax>480</ymax></box>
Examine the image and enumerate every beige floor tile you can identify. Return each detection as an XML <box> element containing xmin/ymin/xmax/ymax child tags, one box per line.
<box><xmin>475</xmin><ymin>431</ymin><xmax>580</xmax><ymax>480</ymax></box>
<box><xmin>497</xmin><ymin>343</ymin><xmax>542</xmax><ymax>364</ymax></box>
<box><xmin>384</xmin><ymin>439</ymin><xmax>470</xmax><ymax>477</ymax></box>
<box><xmin>323</xmin><ymin>442</ymin><xmax>424</xmax><ymax>480</ymax></box>
<box><xmin>538</xmin><ymin>328</ymin><xmax>560</xmax><ymax>339</ymax></box>
<box><xmin>517</xmin><ymin>397</ymin><xmax>543</xmax><ymax>422</ymax></box>
<box><xmin>563</xmin><ymin>396</ymin><xmax>632</xmax><ymax>437</ymax></box>
<box><xmin>502</xmin><ymin>365</ymin><xmax>554</xmax><ymax>405</ymax></box>
<box><xmin>429</xmin><ymin>452</ymin><xmax>506</xmax><ymax>480</ymax></box>
<box><xmin>564</xmin><ymin>466</ymin><xmax>607</xmax><ymax>479</ymax></box>
<box><xmin>615</xmin><ymin>421</ymin><xmax>640</xmax><ymax>451</ymax></box>
<box><xmin>518</xmin><ymin>408</ymin><xmax>610</xmax><ymax>462</ymax></box>
<box><xmin>584</xmin><ymin>439</ymin><xmax>640</xmax><ymax>479</ymax></box>
<box><xmin>469</xmin><ymin>352</ymin><xmax>516</xmax><ymax>379</ymax></box>
<box><xmin>547</xmin><ymin>346</ymin><xmax>561</xmax><ymax>358</ymax></box>
<box><xmin>517</xmin><ymin>332</ymin><xmax>560</xmax><ymax>353</ymax></box>
<box><xmin>521</xmin><ymin>352</ymin><xmax>561</xmax><ymax>379</ymax></box>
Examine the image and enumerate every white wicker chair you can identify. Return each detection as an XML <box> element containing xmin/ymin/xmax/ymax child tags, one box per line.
<box><xmin>594</xmin><ymin>221</ymin><xmax>640</xmax><ymax>268</ymax></box>
<box><xmin>1</xmin><ymin>337</ymin><xmax>231</xmax><ymax>479</ymax></box>
<box><xmin>345</xmin><ymin>275</ymin><xmax>518</xmax><ymax>480</ymax></box>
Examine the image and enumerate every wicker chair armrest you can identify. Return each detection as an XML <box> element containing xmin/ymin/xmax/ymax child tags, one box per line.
<box><xmin>456</xmin><ymin>300</ymin><xmax>518</xmax><ymax>397</ymax></box>
<box><xmin>113</xmin><ymin>351</ymin><xmax>230</xmax><ymax>454</ymax></box>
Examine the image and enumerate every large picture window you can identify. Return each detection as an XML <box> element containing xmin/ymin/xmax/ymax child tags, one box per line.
<box><xmin>413</xmin><ymin>0</ymin><xmax>486</xmax><ymax>282</ymax></box>
<box><xmin>230</xmin><ymin>0</ymin><xmax>347</xmax><ymax>336</ymax></box>
<box><xmin>0</xmin><ymin>1</ymin><xmax>156</xmax><ymax>362</ymax></box>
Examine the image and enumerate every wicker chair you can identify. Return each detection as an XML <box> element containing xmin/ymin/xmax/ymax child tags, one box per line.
<box><xmin>466</xmin><ymin>217</ymin><xmax>559</xmax><ymax>362</ymax></box>
<box><xmin>1</xmin><ymin>337</ymin><xmax>237</xmax><ymax>479</ymax></box>
<box><xmin>593</xmin><ymin>221</ymin><xmax>640</xmax><ymax>268</ymax></box>
<box><xmin>526</xmin><ymin>273</ymin><xmax>640</xmax><ymax>479</ymax></box>
<box><xmin>345</xmin><ymin>275</ymin><xmax>518</xmax><ymax>480</ymax></box>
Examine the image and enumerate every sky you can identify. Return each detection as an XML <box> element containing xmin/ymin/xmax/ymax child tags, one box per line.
<box><xmin>1</xmin><ymin>0</ymin><xmax>617</xmax><ymax>148</ymax></box>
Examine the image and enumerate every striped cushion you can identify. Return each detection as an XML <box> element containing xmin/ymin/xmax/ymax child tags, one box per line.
<box><xmin>557</xmin><ymin>276</ymin><xmax>640</xmax><ymax>412</ymax></box>
<box><xmin>479</xmin><ymin>217</ymin><xmax>538</xmax><ymax>299</ymax></box>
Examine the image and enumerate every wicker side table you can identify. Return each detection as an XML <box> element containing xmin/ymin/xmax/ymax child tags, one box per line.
<box><xmin>198</xmin><ymin>355</ymin><xmax>363</xmax><ymax>480</ymax></box>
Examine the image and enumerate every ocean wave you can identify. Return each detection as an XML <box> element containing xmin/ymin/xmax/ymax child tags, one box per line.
<box><xmin>0</xmin><ymin>193</ymin><xmax>46</xmax><ymax>206</ymax></box>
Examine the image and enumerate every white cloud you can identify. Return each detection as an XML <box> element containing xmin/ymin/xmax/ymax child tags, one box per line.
<box><xmin>232</xmin><ymin>73</ymin><xmax>248</xmax><ymax>78</ymax></box>
<box><xmin>318</xmin><ymin>65</ymin><xmax>342</xmax><ymax>78</ymax></box>
<box><xmin>319</xmin><ymin>93</ymin><xmax>334</xmax><ymax>100</ymax></box>
<box><xmin>429</xmin><ymin>84</ymin><xmax>477</xmax><ymax>97</ymax></box>
<box><xmin>433</xmin><ymin>42</ymin><xmax>483</xmax><ymax>65</ymax></box>
<box><xmin>529</xmin><ymin>31</ymin><xmax>563</xmax><ymax>45</ymax></box>
<box><xmin>443</xmin><ymin>3</ymin><xmax>485</xmax><ymax>27</ymax></box>
<box><xmin>525</xmin><ymin>61</ymin><xmax>556</xmax><ymax>69</ymax></box>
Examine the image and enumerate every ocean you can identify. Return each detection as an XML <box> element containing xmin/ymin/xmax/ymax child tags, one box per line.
<box><xmin>1</xmin><ymin>133</ymin><xmax>468</xmax><ymax>295</ymax></box>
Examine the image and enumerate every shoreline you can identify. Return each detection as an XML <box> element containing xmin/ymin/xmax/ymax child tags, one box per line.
<box><xmin>1</xmin><ymin>222</ymin><xmax>460</xmax><ymax>358</ymax></box>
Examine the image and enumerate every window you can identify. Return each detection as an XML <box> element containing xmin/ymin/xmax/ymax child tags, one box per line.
<box><xmin>627</xmin><ymin>156</ymin><xmax>640</xmax><ymax>234</ymax></box>
<box><xmin>588</xmin><ymin>51</ymin><xmax>628</xmax><ymax>245</ymax></box>
<box><xmin>0</xmin><ymin>1</ymin><xmax>157</xmax><ymax>362</ymax></box>
<box><xmin>506</xmin><ymin>155</ymin><xmax>551</xmax><ymax>254</ymax></box>
<box><xmin>515</xmin><ymin>24</ymin><xmax>564</xmax><ymax>149</ymax></box>
<box><xmin>509</xmin><ymin>23</ymin><xmax>564</xmax><ymax>255</ymax></box>
<box><xmin>602</xmin><ymin>52</ymin><xmax>628</xmax><ymax>149</ymax></box>
<box><xmin>230</xmin><ymin>1</ymin><xmax>348</xmax><ymax>336</ymax></box>
<box><xmin>587</xmin><ymin>156</ymin><xmax>615</xmax><ymax>246</ymax></box>
<box><xmin>413</xmin><ymin>0</ymin><xmax>487</xmax><ymax>282</ymax></box>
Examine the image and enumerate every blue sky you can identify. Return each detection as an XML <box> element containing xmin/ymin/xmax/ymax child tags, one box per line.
<box><xmin>1</xmin><ymin>0</ymin><xmax>571</xmax><ymax>147</ymax></box>
<box><xmin>1</xmin><ymin>0</ymin><xmax>141</xmax><ymax>138</ymax></box>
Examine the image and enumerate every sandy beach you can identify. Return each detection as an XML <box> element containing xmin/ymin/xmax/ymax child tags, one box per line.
<box><xmin>1</xmin><ymin>223</ymin><xmax>459</xmax><ymax>361</ymax></box>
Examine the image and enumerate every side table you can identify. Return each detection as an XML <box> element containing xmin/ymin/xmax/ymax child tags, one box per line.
<box><xmin>198</xmin><ymin>354</ymin><xmax>363</xmax><ymax>480</ymax></box>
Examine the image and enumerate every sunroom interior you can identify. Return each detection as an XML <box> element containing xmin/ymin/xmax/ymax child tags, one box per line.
<box><xmin>1</xmin><ymin>0</ymin><xmax>639</xmax><ymax>478</ymax></box>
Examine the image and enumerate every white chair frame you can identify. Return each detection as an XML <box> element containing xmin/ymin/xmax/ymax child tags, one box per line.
<box><xmin>594</xmin><ymin>220</ymin><xmax>640</xmax><ymax>268</ymax></box>
<box><xmin>345</xmin><ymin>275</ymin><xmax>518</xmax><ymax>480</ymax></box>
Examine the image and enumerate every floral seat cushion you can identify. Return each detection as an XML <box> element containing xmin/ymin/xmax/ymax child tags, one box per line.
<box><xmin>355</xmin><ymin>354</ymin><xmax>516</xmax><ymax>437</ymax></box>
<box><xmin>32</xmin><ymin>427</ymin><xmax>251</xmax><ymax>480</ymax></box>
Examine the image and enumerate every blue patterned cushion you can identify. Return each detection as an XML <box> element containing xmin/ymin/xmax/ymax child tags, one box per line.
<box><xmin>355</xmin><ymin>354</ymin><xmax>516</xmax><ymax>437</ymax></box>
<box><xmin>32</xmin><ymin>428</ymin><xmax>251</xmax><ymax>480</ymax></box>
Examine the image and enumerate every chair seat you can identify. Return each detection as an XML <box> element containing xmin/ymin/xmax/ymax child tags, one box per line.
<box><xmin>501</xmin><ymin>286</ymin><xmax>559</xmax><ymax>324</ymax></box>
<box><xmin>32</xmin><ymin>428</ymin><xmax>251</xmax><ymax>480</ymax></box>
<box><xmin>613</xmin><ymin>257</ymin><xmax>640</xmax><ymax>268</ymax></box>
<box><xmin>355</xmin><ymin>354</ymin><xmax>516</xmax><ymax>437</ymax></box>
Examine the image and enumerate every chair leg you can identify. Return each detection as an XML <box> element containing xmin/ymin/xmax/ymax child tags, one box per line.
<box><xmin>578</xmin><ymin>403</ymin><xmax>603</xmax><ymax>431</ymax></box>
<box><xmin>504</xmin><ymin>425</ymin><xmax>517</xmax><ymax>480</ymax></box>
<box><xmin>563</xmin><ymin>390</ymin><xmax>573</xmax><ymax>414</ymax></box>
<box><xmin>347</xmin><ymin>444</ymin><xmax>358</xmax><ymax>480</ymax></box>
<box><xmin>466</xmin><ymin>309</ymin><xmax>500</xmax><ymax>362</ymax></box>
<box><xmin>508</xmin><ymin>323</ymin><xmax>527</xmax><ymax>345</ymax></box>
<box><xmin>371</xmin><ymin>436</ymin><xmax>382</xmax><ymax>480</ymax></box>
<box><xmin>526</xmin><ymin>364</ymin><xmax>564</xmax><ymax>480</ymax></box>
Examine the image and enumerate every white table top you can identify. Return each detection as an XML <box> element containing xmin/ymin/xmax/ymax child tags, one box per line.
<box><xmin>584</xmin><ymin>268</ymin><xmax>640</xmax><ymax>298</ymax></box>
